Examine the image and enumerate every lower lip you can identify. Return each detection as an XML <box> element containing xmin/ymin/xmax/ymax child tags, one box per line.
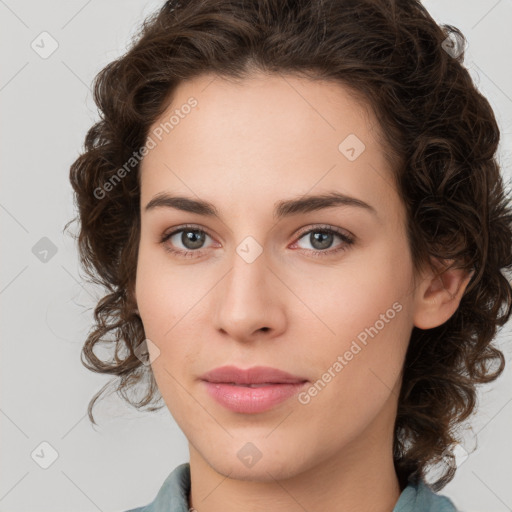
<box><xmin>202</xmin><ymin>381</ymin><xmax>308</xmax><ymax>413</ymax></box>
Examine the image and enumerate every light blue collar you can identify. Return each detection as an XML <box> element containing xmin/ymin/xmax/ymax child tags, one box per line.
<box><xmin>125</xmin><ymin>462</ymin><xmax>458</xmax><ymax>512</ymax></box>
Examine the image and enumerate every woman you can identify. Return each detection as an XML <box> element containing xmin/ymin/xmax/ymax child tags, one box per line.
<box><xmin>68</xmin><ymin>0</ymin><xmax>512</xmax><ymax>510</ymax></box>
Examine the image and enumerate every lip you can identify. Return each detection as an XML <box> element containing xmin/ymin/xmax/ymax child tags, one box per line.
<box><xmin>200</xmin><ymin>366</ymin><xmax>308</xmax><ymax>414</ymax></box>
<box><xmin>199</xmin><ymin>365</ymin><xmax>308</xmax><ymax>385</ymax></box>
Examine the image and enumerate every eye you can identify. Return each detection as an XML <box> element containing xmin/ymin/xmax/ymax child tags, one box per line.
<box><xmin>159</xmin><ymin>225</ymin><xmax>215</xmax><ymax>258</ymax></box>
<box><xmin>159</xmin><ymin>224</ymin><xmax>355</xmax><ymax>259</ymax></box>
<box><xmin>291</xmin><ymin>225</ymin><xmax>354</xmax><ymax>258</ymax></box>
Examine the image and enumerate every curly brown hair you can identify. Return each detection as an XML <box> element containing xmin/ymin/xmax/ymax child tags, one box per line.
<box><xmin>66</xmin><ymin>0</ymin><xmax>512</xmax><ymax>492</ymax></box>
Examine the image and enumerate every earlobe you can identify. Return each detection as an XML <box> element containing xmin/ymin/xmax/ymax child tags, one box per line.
<box><xmin>413</xmin><ymin>258</ymin><xmax>475</xmax><ymax>330</ymax></box>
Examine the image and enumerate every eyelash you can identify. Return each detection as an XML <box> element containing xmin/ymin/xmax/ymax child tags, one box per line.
<box><xmin>159</xmin><ymin>223</ymin><xmax>355</xmax><ymax>259</ymax></box>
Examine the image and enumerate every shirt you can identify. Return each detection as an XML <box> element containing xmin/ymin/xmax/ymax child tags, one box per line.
<box><xmin>124</xmin><ymin>462</ymin><xmax>459</xmax><ymax>512</ymax></box>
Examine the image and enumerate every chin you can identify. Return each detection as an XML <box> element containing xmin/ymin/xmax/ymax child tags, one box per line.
<box><xmin>212</xmin><ymin>456</ymin><xmax>303</xmax><ymax>482</ymax></box>
<box><xmin>194</xmin><ymin>437</ymin><xmax>317</xmax><ymax>483</ymax></box>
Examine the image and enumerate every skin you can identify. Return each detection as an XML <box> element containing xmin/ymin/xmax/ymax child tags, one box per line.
<box><xmin>134</xmin><ymin>72</ymin><xmax>473</xmax><ymax>512</ymax></box>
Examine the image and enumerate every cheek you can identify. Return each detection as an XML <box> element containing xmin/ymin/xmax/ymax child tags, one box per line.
<box><xmin>294</xmin><ymin>242</ymin><xmax>413</xmax><ymax>403</ymax></box>
<box><xmin>135</xmin><ymin>242</ymin><xmax>186</xmax><ymax>330</ymax></box>
<box><xmin>292</xmin><ymin>238</ymin><xmax>413</xmax><ymax>345</ymax></box>
<box><xmin>135</xmin><ymin>244</ymin><xmax>204</xmax><ymax>366</ymax></box>
<box><xmin>135</xmin><ymin>250</ymin><xmax>199</xmax><ymax>415</ymax></box>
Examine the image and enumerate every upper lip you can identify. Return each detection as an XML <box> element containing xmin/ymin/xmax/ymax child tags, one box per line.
<box><xmin>200</xmin><ymin>365</ymin><xmax>308</xmax><ymax>385</ymax></box>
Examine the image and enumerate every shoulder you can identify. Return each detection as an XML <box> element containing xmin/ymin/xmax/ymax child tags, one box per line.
<box><xmin>394</xmin><ymin>478</ymin><xmax>460</xmax><ymax>512</ymax></box>
<box><xmin>121</xmin><ymin>462</ymin><xmax>191</xmax><ymax>512</ymax></box>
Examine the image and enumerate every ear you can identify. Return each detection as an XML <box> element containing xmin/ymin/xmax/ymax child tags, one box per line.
<box><xmin>413</xmin><ymin>258</ymin><xmax>474</xmax><ymax>330</ymax></box>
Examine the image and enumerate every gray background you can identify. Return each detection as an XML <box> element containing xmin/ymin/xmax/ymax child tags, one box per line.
<box><xmin>1</xmin><ymin>1</ymin><xmax>511</xmax><ymax>511</ymax></box>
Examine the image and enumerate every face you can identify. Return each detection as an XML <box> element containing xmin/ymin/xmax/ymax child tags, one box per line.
<box><xmin>135</xmin><ymin>72</ymin><xmax>419</xmax><ymax>481</ymax></box>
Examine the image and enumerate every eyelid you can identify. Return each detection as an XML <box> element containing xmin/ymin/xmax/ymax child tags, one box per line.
<box><xmin>294</xmin><ymin>223</ymin><xmax>353</xmax><ymax>241</ymax></box>
<box><xmin>162</xmin><ymin>223</ymin><xmax>212</xmax><ymax>238</ymax></box>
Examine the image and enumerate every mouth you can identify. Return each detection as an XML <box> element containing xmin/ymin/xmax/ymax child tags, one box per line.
<box><xmin>199</xmin><ymin>365</ymin><xmax>309</xmax><ymax>413</ymax></box>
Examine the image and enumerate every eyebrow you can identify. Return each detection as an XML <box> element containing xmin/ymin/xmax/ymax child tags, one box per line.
<box><xmin>144</xmin><ymin>191</ymin><xmax>378</xmax><ymax>221</ymax></box>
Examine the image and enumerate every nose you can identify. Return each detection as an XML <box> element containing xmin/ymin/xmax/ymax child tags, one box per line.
<box><xmin>213</xmin><ymin>245</ymin><xmax>287</xmax><ymax>343</ymax></box>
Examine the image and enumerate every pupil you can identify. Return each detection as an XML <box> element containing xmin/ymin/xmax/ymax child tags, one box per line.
<box><xmin>312</xmin><ymin>232</ymin><xmax>332</xmax><ymax>250</ymax></box>
<box><xmin>184</xmin><ymin>230</ymin><xmax>204</xmax><ymax>249</ymax></box>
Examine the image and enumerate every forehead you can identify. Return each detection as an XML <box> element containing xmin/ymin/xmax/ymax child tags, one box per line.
<box><xmin>139</xmin><ymin>72</ymin><xmax>401</xmax><ymax>223</ymax></box>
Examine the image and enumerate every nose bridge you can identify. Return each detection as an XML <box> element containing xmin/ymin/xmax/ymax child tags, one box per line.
<box><xmin>213</xmin><ymin>233</ymin><xmax>284</xmax><ymax>338</ymax></box>
<box><xmin>224</xmin><ymin>236</ymin><xmax>270</xmax><ymax>311</ymax></box>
